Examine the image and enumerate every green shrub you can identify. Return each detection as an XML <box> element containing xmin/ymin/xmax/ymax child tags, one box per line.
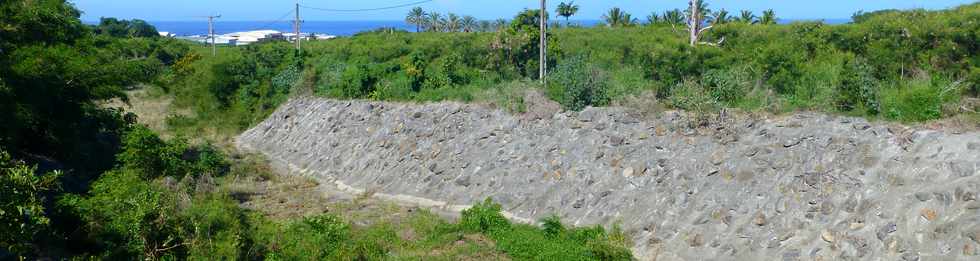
<box><xmin>192</xmin><ymin>144</ymin><xmax>229</xmax><ymax>177</ymax></box>
<box><xmin>339</xmin><ymin>63</ymin><xmax>380</xmax><ymax>98</ymax></box>
<box><xmin>757</xmin><ymin>43</ymin><xmax>804</xmax><ymax>94</ymax></box>
<box><xmin>880</xmin><ymin>77</ymin><xmax>960</xmax><ymax>122</ymax></box>
<box><xmin>670</xmin><ymin>80</ymin><xmax>722</xmax><ymax>127</ymax></box>
<box><xmin>181</xmin><ymin>195</ymin><xmax>251</xmax><ymax>260</ymax></box>
<box><xmin>606</xmin><ymin>66</ymin><xmax>654</xmax><ymax>102</ymax></box>
<box><xmin>117</xmin><ymin>126</ymin><xmax>187</xmax><ymax>178</ymax></box>
<box><xmin>837</xmin><ymin>57</ymin><xmax>880</xmax><ymax>113</ymax></box>
<box><xmin>261</xmin><ymin>214</ymin><xmax>351</xmax><ymax>260</ymax></box>
<box><xmin>369</xmin><ymin>76</ymin><xmax>415</xmax><ymax>101</ymax></box>
<box><xmin>458</xmin><ymin>199</ymin><xmax>633</xmax><ymax>260</ymax></box>
<box><xmin>549</xmin><ymin>55</ymin><xmax>610</xmax><ymax>111</ymax></box>
<box><xmin>271</xmin><ymin>64</ymin><xmax>300</xmax><ymax>94</ymax></box>
<box><xmin>669</xmin><ymin>80</ymin><xmax>721</xmax><ymax>113</ymax></box>
<box><xmin>0</xmin><ymin>150</ymin><xmax>61</xmax><ymax>257</ymax></box>
<box><xmin>64</xmin><ymin>169</ymin><xmax>181</xmax><ymax>259</ymax></box>
<box><xmin>702</xmin><ymin>66</ymin><xmax>755</xmax><ymax>105</ymax></box>
<box><xmin>540</xmin><ymin>215</ymin><xmax>565</xmax><ymax>238</ymax></box>
<box><xmin>786</xmin><ymin>55</ymin><xmax>842</xmax><ymax>112</ymax></box>
<box><xmin>459</xmin><ymin>198</ymin><xmax>510</xmax><ymax>233</ymax></box>
<box><xmin>117</xmin><ymin>126</ymin><xmax>228</xmax><ymax>178</ymax></box>
<box><xmin>403</xmin><ymin>51</ymin><xmax>428</xmax><ymax>92</ymax></box>
<box><xmin>209</xmin><ymin>56</ymin><xmax>257</xmax><ymax>107</ymax></box>
<box><xmin>969</xmin><ymin>67</ymin><xmax>979</xmax><ymax>97</ymax></box>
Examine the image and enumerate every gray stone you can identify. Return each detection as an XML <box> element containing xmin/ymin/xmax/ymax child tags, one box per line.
<box><xmin>237</xmin><ymin>98</ymin><xmax>980</xmax><ymax>261</ymax></box>
<box><xmin>950</xmin><ymin>161</ymin><xmax>976</xmax><ymax>177</ymax></box>
<box><xmin>968</xmin><ymin>142</ymin><xmax>980</xmax><ymax>151</ymax></box>
<box><xmin>783</xmin><ymin>137</ymin><xmax>803</xmax><ymax>148</ymax></box>
<box><xmin>877</xmin><ymin>223</ymin><xmax>898</xmax><ymax>241</ymax></box>
<box><xmin>454</xmin><ymin>176</ymin><xmax>471</xmax><ymax>187</ymax></box>
<box><xmin>914</xmin><ymin>192</ymin><xmax>931</xmax><ymax>202</ymax></box>
<box><xmin>687</xmin><ymin>233</ymin><xmax>704</xmax><ymax>247</ymax></box>
<box><xmin>609</xmin><ymin>136</ymin><xmax>625</xmax><ymax>146</ymax></box>
<box><xmin>966</xmin><ymin>228</ymin><xmax>980</xmax><ymax>243</ymax></box>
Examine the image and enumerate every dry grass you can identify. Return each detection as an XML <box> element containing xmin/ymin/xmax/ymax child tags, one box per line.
<box><xmin>102</xmin><ymin>87</ymin><xmax>193</xmax><ymax>139</ymax></box>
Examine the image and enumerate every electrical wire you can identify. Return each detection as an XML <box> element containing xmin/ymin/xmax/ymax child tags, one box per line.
<box><xmin>299</xmin><ymin>0</ymin><xmax>433</xmax><ymax>12</ymax></box>
<box><xmin>254</xmin><ymin>9</ymin><xmax>296</xmax><ymax>29</ymax></box>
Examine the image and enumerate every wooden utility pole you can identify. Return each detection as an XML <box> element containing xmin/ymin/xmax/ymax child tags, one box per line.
<box><xmin>295</xmin><ymin>2</ymin><xmax>301</xmax><ymax>53</ymax></box>
<box><xmin>539</xmin><ymin>0</ymin><xmax>547</xmax><ymax>85</ymax></box>
<box><xmin>208</xmin><ymin>15</ymin><xmax>221</xmax><ymax>56</ymax></box>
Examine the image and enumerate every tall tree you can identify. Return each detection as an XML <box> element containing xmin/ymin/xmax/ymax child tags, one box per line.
<box><xmin>664</xmin><ymin>9</ymin><xmax>686</xmax><ymax>25</ymax></box>
<box><xmin>446</xmin><ymin>13</ymin><xmax>462</xmax><ymax>32</ymax></box>
<box><xmin>602</xmin><ymin>7</ymin><xmax>638</xmax><ymax>27</ymax></box>
<box><xmin>646</xmin><ymin>12</ymin><xmax>663</xmax><ymax>25</ymax></box>
<box><xmin>478</xmin><ymin>20</ymin><xmax>492</xmax><ymax>32</ymax></box>
<box><xmin>686</xmin><ymin>0</ymin><xmax>722</xmax><ymax>46</ymax></box>
<box><xmin>739</xmin><ymin>10</ymin><xmax>757</xmax><ymax>24</ymax></box>
<box><xmin>557</xmin><ymin>1</ymin><xmax>580</xmax><ymax>24</ymax></box>
<box><xmin>406</xmin><ymin>7</ymin><xmax>426</xmax><ymax>32</ymax></box>
<box><xmin>760</xmin><ymin>9</ymin><xmax>777</xmax><ymax>24</ymax></box>
<box><xmin>425</xmin><ymin>12</ymin><xmax>443</xmax><ymax>32</ymax></box>
<box><xmin>493</xmin><ymin>19</ymin><xmax>508</xmax><ymax>31</ymax></box>
<box><xmin>710</xmin><ymin>9</ymin><xmax>731</xmax><ymax>25</ymax></box>
<box><xmin>687</xmin><ymin>0</ymin><xmax>705</xmax><ymax>46</ymax></box>
<box><xmin>461</xmin><ymin>15</ymin><xmax>478</xmax><ymax>32</ymax></box>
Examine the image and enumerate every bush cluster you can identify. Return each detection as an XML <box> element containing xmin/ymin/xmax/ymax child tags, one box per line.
<box><xmin>548</xmin><ymin>55</ymin><xmax>610</xmax><ymax>111</ymax></box>
<box><xmin>460</xmin><ymin>198</ymin><xmax>632</xmax><ymax>260</ymax></box>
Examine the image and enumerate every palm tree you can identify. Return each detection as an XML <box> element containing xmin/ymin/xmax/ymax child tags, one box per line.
<box><xmin>557</xmin><ymin>1</ymin><xmax>579</xmax><ymax>24</ymax></box>
<box><xmin>493</xmin><ymin>19</ymin><xmax>508</xmax><ymax>31</ymax></box>
<box><xmin>406</xmin><ymin>7</ymin><xmax>426</xmax><ymax>32</ymax></box>
<box><xmin>446</xmin><ymin>13</ymin><xmax>462</xmax><ymax>32</ymax></box>
<box><xmin>739</xmin><ymin>10</ymin><xmax>757</xmax><ymax>24</ymax></box>
<box><xmin>602</xmin><ymin>7</ymin><xmax>637</xmax><ymax>27</ymax></box>
<box><xmin>760</xmin><ymin>9</ymin><xmax>777</xmax><ymax>25</ymax></box>
<box><xmin>622</xmin><ymin>13</ymin><xmax>639</xmax><ymax>27</ymax></box>
<box><xmin>647</xmin><ymin>12</ymin><xmax>663</xmax><ymax>25</ymax></box>
<box><xmin>461</xmin><ymin>15</ymin><xmax>478</xmax><ymax>32</ymax></box>
<box><xmin>710</xmin><ymin>9</ymin><xmax>731</xmax><ymax>25</ymax></box>
<box><xmin>478</xmin><ymin>20</ymin><xmax>492</xmax><ymax>32</ymax></box>
<box><xmin>664</xmin><ymin>9</ymin><xmax>686</xmax><ymax>25</ymax></box>
<box><xmin>425</xmin><ymin>12</ymin><xmax>443</xmax><ymax>32</ymax></box>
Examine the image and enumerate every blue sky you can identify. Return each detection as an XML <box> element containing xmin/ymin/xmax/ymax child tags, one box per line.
<box><xmin>73</xmin><ymin>0</ymin><xmax>977</xmax><ymax>21</ymax></box>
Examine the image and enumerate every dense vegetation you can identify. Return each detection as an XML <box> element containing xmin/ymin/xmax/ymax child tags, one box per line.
<box><xmin>2</xmin><ymin>0</ymin><xmax>979</xmax><ymax>259</ymax></box>
<box><xmin>160</xmin><ymin>4</ymin><xmax>977</xmax><ymax>139</ymax></box>
<box><xmin>287</xmin><ymin>3</ymin><xmax>978</xmax><ymax>123</ymax></box>
<box><xmin>1</xmin><ymin>1</ymin><xmax>631</xmax><ymax>260</ymax></box>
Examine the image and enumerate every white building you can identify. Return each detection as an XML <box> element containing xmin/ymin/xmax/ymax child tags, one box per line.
<box><xmin>226</xmin><ymin>30</ymin><xmax>284</xmax><ymax>46</ymax></box>
<box><xmin>179</xmin><ymin>30</ymin><xmax>333</xmax><ymax>46</ymax></box>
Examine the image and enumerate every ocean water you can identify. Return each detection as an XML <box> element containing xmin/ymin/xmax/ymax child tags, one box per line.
<box><xmin>137</xmin><ymin>19</ymin><xmax>849</xmax><ymax>37</ymax></box>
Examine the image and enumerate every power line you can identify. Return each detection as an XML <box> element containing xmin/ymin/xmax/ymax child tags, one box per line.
<box><xmin>299</xmin><ymin>0</ymin><xmax>433</xmax><ymax>12</ymax></box>
<box><xmin>254</xmin><ymin>9</ymin><xmax>296</xmax><ymax>30</ymax></box>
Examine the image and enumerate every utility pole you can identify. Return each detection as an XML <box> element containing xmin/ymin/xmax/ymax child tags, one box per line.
<box><xmin>295</xmin><ymin>2</ymin><xmax>301</xmax><ymax>53</ymax></box>
<box><xmin>539</xmin><ymin>0</ymin><xmax>547</xmax><ymax>85</ymax></box>
<box><xmin>208</xmin><ymin>15</ymin><xmax>221</xmax><ymax>56</ymax></box>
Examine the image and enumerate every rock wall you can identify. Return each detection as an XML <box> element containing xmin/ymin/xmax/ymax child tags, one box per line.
<box><xmin>237</xmin><ymin>98</ymin><xmax>980</xmax><ymax>260</ymax></box>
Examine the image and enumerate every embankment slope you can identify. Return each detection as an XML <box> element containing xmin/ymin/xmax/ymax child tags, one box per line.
<box><xmin>237</xmin><ymin>98</ymin><xmax>980</xmax><ymax>260</ymax></box>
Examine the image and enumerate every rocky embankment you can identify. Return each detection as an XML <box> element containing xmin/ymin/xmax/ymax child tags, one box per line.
<box><xmin>237</xmin><ymin>98</ymin><xmax>980</xmax><ymax>260</ymax></box>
